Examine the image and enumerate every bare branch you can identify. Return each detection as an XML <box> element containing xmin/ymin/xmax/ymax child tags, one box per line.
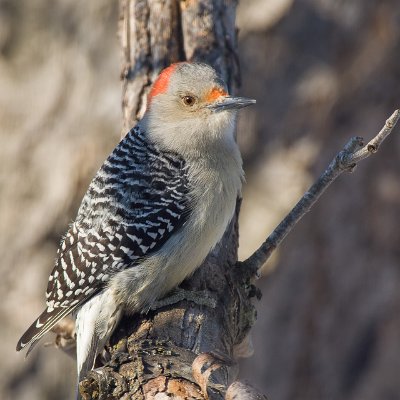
<box><xmin>240</xmin><ymin>109</ymin><xmax>400</xmax><ymax>274</ymax></box>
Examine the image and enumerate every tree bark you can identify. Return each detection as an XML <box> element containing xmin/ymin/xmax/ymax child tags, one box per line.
<box><xmin>119</xmin><ymin>0</ymin><xmax>239</xmax><ymax>133</ymax></box>
<box><xmin>79</xmin><ymin>1</ymin><xmax>261</xmax><ymax>399</ymax></box>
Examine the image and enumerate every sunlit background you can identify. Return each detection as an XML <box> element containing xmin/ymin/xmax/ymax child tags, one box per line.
<box><xmin>1</xmin><ymin>1</ymin><xmax>400</xmax><ymax>399</ymax></box>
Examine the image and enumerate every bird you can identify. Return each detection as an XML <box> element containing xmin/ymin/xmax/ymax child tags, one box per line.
<box><xmin>16</xmin><ymin>62</ymin><xmax>256</xmax><ymax>382</ymax></box>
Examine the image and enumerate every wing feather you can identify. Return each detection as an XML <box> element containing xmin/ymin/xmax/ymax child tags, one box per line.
<box><xmin>17</xmin><ymin>126</ymin><xmax>191</xmax><ymax>352</ymax></box>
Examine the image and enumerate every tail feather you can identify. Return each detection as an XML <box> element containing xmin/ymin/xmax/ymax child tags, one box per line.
<box><xmin>78</xmin><ymin>333</ymin><xmax>99</xmax><ymax>383</ymax></box>
<box><xmin>75</xmin><ymin>291</ymin><xmax>122</xmax><ymax>382</ymax></box>
<box><xmin>16</xmin><ymin>306</ymin><xmax>77</xmax><ymax>353</ymax></box>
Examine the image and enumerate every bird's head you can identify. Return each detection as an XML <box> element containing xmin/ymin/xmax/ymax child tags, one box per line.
<box><xmin>141</xmin><ymin>62</ymin><xmax>256</xmax><ymax>157</ymax></box>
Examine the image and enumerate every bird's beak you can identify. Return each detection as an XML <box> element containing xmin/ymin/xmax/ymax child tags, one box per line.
<box><xmin>207</xmin><ymin>96</ymin><xmax>256</xmax><ymax>112</ymax></box>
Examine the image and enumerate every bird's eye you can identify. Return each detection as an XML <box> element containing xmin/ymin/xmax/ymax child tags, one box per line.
<box><xmin>182</xmin><ymin>95</ymin><xmax>196</xmax><ymax>107</ymax></box>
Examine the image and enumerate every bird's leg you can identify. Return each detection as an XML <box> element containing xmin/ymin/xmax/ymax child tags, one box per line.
<box><xmin>151</xmin><ymin>287</ymin><xmax>218</xmax><ymax>310</ymax></box>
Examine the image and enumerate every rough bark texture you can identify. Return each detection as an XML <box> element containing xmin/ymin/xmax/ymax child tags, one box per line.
<box><xmin>79</xmin><ymin>1</ymin><xmax>257</xmax><ymax>399</ymax></box>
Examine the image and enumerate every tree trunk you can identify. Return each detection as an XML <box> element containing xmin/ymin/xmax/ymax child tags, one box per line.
<box><xmin>79</xmin><ymin>1</ymin><xmax>261</xmax><ymax>399</ymax></box>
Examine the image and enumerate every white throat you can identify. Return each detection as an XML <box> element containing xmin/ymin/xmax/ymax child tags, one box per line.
<box><xmin>141</xmin><ymin>108</ymin><xmax>239</xmax><ymax>161</ymax></box>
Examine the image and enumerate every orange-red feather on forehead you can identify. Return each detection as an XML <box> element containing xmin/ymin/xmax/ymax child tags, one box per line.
<box><xmin>206</xmin><ymin>87</ymin><xmax>228</xmax><ymax>102</ymax></box>
<box><xmin>148</xmin><ymin>63</ymin><xmax>180</xmax><ymax>105</ymax></box>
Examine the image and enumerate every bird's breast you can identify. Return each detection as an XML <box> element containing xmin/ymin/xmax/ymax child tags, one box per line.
<box><xmin>110</xmin><ymin>143</ymin><xmax>244</xmax><ymax>312</ymax></box>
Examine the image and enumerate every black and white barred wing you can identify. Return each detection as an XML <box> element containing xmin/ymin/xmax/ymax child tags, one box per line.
<box><xmin>16</xmin><ymin>127</ymin><xmax>191</xmax><ymax>352</ymax></box>
<box><xmin>16</xmin><ymin>204</ymin><xmax>189</xmax><ymax>352</ymax></box>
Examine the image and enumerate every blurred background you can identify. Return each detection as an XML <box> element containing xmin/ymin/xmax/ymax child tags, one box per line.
<box><xmin>1</xmin><ymin>0</ymin><xmax>399</xmax><ymax>399</ymax></box>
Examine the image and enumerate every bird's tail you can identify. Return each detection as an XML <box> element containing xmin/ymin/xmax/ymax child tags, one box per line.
<box><xmin>75</xmin><ymin>291</ymin><xmax>122</xmax><ymax>382</ymax></box>
<box><xmin>16</xmin><ymin>306</ymin><xmax>76</xmax><ymax>355</ymax></box>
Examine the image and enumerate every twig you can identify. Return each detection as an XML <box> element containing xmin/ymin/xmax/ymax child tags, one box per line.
<box><xmin>240</xmin><ymin>109</ymin><xmax>400</xmax><ymax>274</ymax></box>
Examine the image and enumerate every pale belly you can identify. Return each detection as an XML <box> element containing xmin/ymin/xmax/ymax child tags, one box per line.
<box><xmin>110</xmin><ymin>171</ymin><xmax>241</xmax><ymax>314</ymax></box>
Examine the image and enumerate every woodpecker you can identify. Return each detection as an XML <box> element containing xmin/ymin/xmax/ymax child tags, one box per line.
<box><xmin>16</xmin><ymin>62</ymin><xmax>256</xmax><ymax>381</ymax></box>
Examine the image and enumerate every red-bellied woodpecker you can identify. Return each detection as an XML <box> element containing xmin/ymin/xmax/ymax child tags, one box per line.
<box><xmin>16</xmin><ymin>62</ymin><xmax>256</xmax><ymax>382</ymax></box>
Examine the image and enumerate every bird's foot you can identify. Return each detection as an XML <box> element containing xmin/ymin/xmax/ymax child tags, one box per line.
<box><xmin>151</xmin><ymin>287</ymin><xmax>217</xmax><ymax>310</ymax></box>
